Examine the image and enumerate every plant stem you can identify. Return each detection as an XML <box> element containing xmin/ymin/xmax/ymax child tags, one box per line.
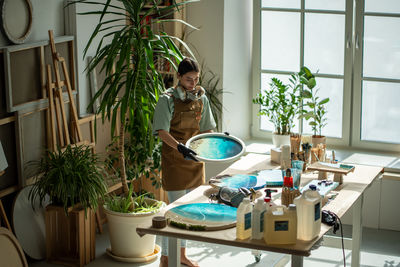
<box><xmin>119</xmin><ymin>121</ymin><xmax>128</xmax><ymax>195</ymax></box>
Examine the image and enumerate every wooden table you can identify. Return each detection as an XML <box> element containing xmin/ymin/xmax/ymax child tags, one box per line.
<box><xmin>137</xmin><ymin>153</ymin><xmax>383</xmax><ymax>267</ymax></box>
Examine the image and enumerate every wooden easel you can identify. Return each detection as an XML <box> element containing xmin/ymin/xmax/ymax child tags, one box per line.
<box><xmin>46</xmin><ymin>30</ymin><xmax>83</xmax><ymax>151</ymax></box>
<box><xmin>0</xmin><ymin>170</ymin><xmax>12</xmax><ymax>232</ymax></box>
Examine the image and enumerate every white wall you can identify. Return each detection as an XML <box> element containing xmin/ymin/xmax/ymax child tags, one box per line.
<box><xmin>222</xmin><ymin>0</ymin><xmax>252</xmax><ymax>140</ymax></box>
<box><xmin>186</xmin><ymin>0</ymin><xmax>252</xmax><ymax>140</ymax></box>
<box><xmin>65</xmin><ymin>0</ymin><xmax>123</xmax><ymax>116</ymax></box>
<box><xmin>185</xmin><ymin>0</ymin><xmax>224</xmax><ymax>81</ymax></box>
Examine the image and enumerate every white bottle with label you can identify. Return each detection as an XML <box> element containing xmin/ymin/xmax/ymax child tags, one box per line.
<box><xmin>294</xmin><ymin>185</ymin><xmax>322</xmax><ymax>241</ymax></box>
<box><xmin>263</xmin><ymin>204</ymin><xmax>297</xmax><ymax>245</ymax></box>
<box><xmin>236</xmin><ymin>198</ymin><xmax>252</xmax><ymax>240</ymax></box>
<box><xmin>252</xmin><ymin>198</ymin><xmax>267</xmax><ymax>240</ymax></box>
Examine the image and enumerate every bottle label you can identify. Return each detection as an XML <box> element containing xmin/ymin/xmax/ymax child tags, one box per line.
<box><xmin>275</xmin><ymin>220</ymin><xmax>289</xmax><ymax>231</ymax></box>
<box><xmin>260</xmin><ymin>211</ymin><xmax>266</xmax><ymax>232</ymax></box>
<box><xmin>244</xmin><ymin>212</ymin><xmax>251</xmax><ymax>230</ymax></box>
<box><xmin>315</xmin><ymin>202</ymin><xmax>321</xmax><ymax>221</ymax></box>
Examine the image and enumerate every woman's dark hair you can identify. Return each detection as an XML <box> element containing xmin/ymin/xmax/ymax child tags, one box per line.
<box><xmin>178</xmin><ymin>57</ymin><xmax>200</xmax><ymax>76</ymax></box>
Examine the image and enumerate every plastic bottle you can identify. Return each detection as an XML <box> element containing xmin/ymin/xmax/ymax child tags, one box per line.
<box><xmin>236</xmin><ymin>198</ymin><xmax>252</xmax><ymax>240</ymax></box>
<box><xmin>263</xmin><ymin>204</ymin><xmax>297</xmax><ymax>245</ymax></box>
<box><xmin>294</xmin><ymin>185</ymin><xmax>322</xmax><ymax>241</ymax></box>
<box><xmin>251</xmin><ymin>198</ymin><xmax>267</xmax><ymax>240</ymax></box>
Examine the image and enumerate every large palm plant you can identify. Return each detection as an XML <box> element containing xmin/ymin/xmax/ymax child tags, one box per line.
<box><xmin>74</xmin><ymin>0</ymin><xmax>196</xmax><ymax>208</ymax></box>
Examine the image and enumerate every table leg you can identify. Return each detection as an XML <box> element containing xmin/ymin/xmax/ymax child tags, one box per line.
<box><xmin>351</xmin><ymin>195</ymin><xmax>363</xmax><ymax>267</ymax></box>
<box><xmin>291</xmin><ymin>255</ymin><xmax>303</xmax><ymax>267</ymax></box>
<box><xmin>168</xmin><ymin>237</ymin><xmax>181</xmax><ymax>267</ymax></box>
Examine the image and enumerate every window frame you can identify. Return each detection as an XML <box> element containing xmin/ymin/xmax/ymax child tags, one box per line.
<box><xmin>351</xmin><ymin>0</ymin><xmax>400</xmax><ymax>151</ymax></box>
<box><xmin>252</xmin><ymin>0</ymin><xmax>400</xmax><ymax>152</ymax></box>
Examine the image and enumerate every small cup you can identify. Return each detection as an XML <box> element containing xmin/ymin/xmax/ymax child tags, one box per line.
<box><xmin>291</xmin><ymin>168</ymin><xmax>302</xmax><ymax>189</ymax></box>
<box><xmin>291</xmin><ymin>160</ymin><xmax>304</xmax><ymax>171</ymax></box>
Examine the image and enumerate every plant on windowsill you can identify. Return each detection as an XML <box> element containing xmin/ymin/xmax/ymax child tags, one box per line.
<box><xmin>253</xmin><ymin>77</ymin><xmax>301</xmax><ymax>147</ymax></box>
<box><xmin>69</xmin><ymin>0</ymin><xmax>197</xmax><ymax>260</ymax></box>
<box><xmin>296</xmin><ymin>67</ymin><xmax>330</xmax><ymax>146</ymax></box>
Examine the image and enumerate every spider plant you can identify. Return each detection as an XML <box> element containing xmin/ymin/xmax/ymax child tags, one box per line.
<box><xmin>70</xmin><ymin>0</ymin><xmax>197</xmax><ymax>211</ymax></box>
<box><xmin>28</xmin><ymin>145</ymin><xmax>107</xmax><ymax>216</ymax></box>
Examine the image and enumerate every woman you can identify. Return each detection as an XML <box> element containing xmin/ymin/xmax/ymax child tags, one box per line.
<box><xmin>153</xmin><ymin>58</ymin><xmax>216</xmax><ymax>267</ymax></box>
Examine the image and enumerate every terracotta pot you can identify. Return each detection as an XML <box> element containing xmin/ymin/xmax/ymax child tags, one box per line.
<box><xmin>311</xmin><ymin>135</ymin><xmax>326</xmax><ymax>148</ymax></box>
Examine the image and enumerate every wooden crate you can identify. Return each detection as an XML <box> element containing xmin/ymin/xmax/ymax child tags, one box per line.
<box><xmin>45</xmin><ymin>205</ymin><xmax>95</xmax><ymax>267</ymax></box>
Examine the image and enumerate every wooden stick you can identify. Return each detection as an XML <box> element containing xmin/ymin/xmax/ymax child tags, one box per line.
<box><xmin>54</xmin><ymin>91</ymin><xmax>64</xmax><ymax>147</ymax></box>
<box><xmin>56</xmin><ymin>88</ymin><xmax>70</xmax><ymax>146</ymax></box>
<box><xmin>61</xmin><ymin>59</ymin><xmax>82</xmax><ymax>142</ymax></box>
<box><xmin>46</xmin><ymin>65</ymin><xmax>57</xmax><ymax>151</ymax></box>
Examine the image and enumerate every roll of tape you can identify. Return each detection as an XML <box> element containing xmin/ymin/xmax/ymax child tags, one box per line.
<box><xmin>152</xmin><ymin>216</ymin><xmax>167</xmax><ymax>229</ymax></box>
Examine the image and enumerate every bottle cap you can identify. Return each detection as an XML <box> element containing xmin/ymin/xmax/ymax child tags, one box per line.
<box><xmin>283</xmin><ymin>176</ymin><xmax>293</xmax><ymax>188</ymax></box>
<box><xmin>264</xmin><ymin>197</ymin><xmax>271</xmax><ymax>203</ymax></box>
<box><xmin>309</xmin><ymin>184</ymin><xmax>317</xmax><ymax>191</ymax></box>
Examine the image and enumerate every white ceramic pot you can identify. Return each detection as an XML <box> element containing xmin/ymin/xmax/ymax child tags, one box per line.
<box><xmin>104</xmin><ymin>198</ymin><xmax>165</xmax><ymax>259</ymax></box>
<box><xmin>272</xmin><ymin>133</ymin><xmax>291</xmax><ymax>148</ymax></box>
<box><xmin>311</xmin><ymin>135</ymin><xmax>326</xmax><ymax>148</ymax></box>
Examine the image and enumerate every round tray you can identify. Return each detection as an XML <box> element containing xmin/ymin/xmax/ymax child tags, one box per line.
<box><xmin>186</xmin><ymin>133</ymin><xmax>246</xmax><ymax>163</ymax></box>
<box><xmin>12</xmin><ymin>185</ymin><xmax>49</xmax><ymax>260</ymax></box>
<box><xmin>165</xmin><ymin>203</ymin><xmax>237</xmax><ymax>231</ymax></box>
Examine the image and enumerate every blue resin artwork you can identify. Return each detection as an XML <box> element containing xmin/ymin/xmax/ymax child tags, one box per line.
<box><xmin>189</xmin><ymin>136</ymin><xmax>243</xmax><ymax>160</ymax></box>
<box><xmin>210</xmin><ymin>169</ymin><xmax>294</xmax><ymax>189</ymax></box>
<box><xmin>165</xmin><ymin>203</ymin><xmax>237</xmax><ymax>230</ymax></box>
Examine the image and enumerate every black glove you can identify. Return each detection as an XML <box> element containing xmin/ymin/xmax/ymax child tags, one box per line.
<box><xmin>177</xmin><ymin>143</ymin><xmax>199</xmax><ymax>162</ymax></box>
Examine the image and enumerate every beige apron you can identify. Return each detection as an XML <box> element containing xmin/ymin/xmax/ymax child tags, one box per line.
<box><xmin>161</xmin><ymin>96</ymin><xmax>205</xmax><ymax>191</ymax></box>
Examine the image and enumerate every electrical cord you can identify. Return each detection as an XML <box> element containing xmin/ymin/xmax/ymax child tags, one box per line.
<box><xmin>322</xmin><ymin>210</ymin><xmax>346</xmax><ymax>267</ymax></box>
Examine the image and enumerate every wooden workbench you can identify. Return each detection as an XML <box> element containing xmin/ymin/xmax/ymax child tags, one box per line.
<box><xmin>137</xmin><ymin>153</ymin><xmax>383</xmax><ymax>267</ymax></box>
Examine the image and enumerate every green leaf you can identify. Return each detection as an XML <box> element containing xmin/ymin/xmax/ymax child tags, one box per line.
<box><xmin>301</xmin><ymin>90</ymin><xmax>312</xmax><ymax>98</ymax></box>
<box><xmin>307</xmin><ymin>77</ymin><xmax>316</xmax><ymax>89</ymax></box>
<box><xmin>318</xmin><ymin>97</ymin><xmax>330</xmax><ymax>105</ymax></box>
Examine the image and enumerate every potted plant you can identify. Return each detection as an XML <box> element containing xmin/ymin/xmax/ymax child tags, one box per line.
<box><xmin>253</xmin><ymin>77</ymin><xmax>301</xmax><ymax>147</ymax></box>
<box><xmin>28</xmin><ymin>144</ymin><xmax>107</xmax><ymax>265</ymax></box>
<box><xmin>71</xmin><ymin>0</ymin><xmax>196</xmax><ymax>260</ymax></box>
<box><xmin>297</xmin><ymin>67</ymin><xmax>329</xmax><ymax>147</ymax></box>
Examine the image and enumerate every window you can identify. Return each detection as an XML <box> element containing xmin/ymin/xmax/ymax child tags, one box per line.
<box><xmin>252</xmin><ymin>0</ymin><xmax>400</xmax><ymax>151</ymax></box>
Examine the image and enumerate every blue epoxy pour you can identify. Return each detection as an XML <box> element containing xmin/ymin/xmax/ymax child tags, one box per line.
<box><xmin>189</xmin><ymin>136</ymin><xmax>242</xmax><ymax>160</ymax></box>
<box><xmin>168</xmin><ymin>203</ymin><xmax>237</xmax><ymax>222</ymax></box>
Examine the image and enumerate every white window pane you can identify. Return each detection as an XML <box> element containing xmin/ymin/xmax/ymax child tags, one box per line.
<box><xmin>365</xmin><ymin>0</ymin><xmax>400</xmax><ymax>14</ymax></box>
<box><xmin>305</xmin><ymin>0</ymin><xmax>345</xmax><ymax>11</ymax></box>
<box><xmin>261</xmin><ymin>11</ymin><xmax>300</xmax><ymax>71</ymax></box>
<box><xmin>304</xmin><ymin>14</ymin><xmax>345</xmax><ymax>75</ymax></box>
<box><xmin>262</xmin><ymin>0</ymin><xmax>299</xmax><ymax>9</ymax></box>
<box><xmin>303</xmin><ymin>77</ymin><xmax>343</xmax><ymax>138</ymax></box>
<box><xmin>361</xmin><ymin>81</ymin><xmax>400</xmax><ymax>143</ymax></box>
<box><xmin>363</xmin><ymin>17</ymin><xmax>400</xmax><ymax>79</ymax></box>
<box><xmin>259</xmin><ymin>74</ymin><xmax>300</xmax><ymax>133</ymax></box>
